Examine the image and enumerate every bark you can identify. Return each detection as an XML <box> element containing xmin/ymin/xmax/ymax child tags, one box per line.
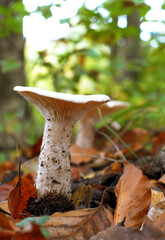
<box><xmin>124</xmin><ymin>9</ymin><xmax>140</xmax><ymax>81</ymax></box>
<box><xmin>0</xmin><ymin>0</ymin><xmax>27</xmax><ymax>155</ymax></box>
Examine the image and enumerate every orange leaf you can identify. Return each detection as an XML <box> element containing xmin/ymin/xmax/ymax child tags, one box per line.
<box><xmin>0</xmin><ymin>212</ymin><xmax>16</xmax><ymax>240</ymax></box>
<box><xmin>15</xmin><ymin>223</ymin><xmax>46</xmax><ymax>240</ymax></box>
<box><xmin>151</xmin><ymin>131</ymin><xmax>165</xmax><ymax>155</ymax></box>
<box><xmin>71</xmin><ymin>144</ymin><xmax>99</xmax><ymax>165</ymax></box>
<box><xmin>8</xmin><ymin>176</ymin><xmax>36</xmax><ymax>219</ymax></box>
<box><xmin>114</xmin><ymin>161</ymin><xmax>151</xmax><ymax>228</ymax></box>
<box><xmin>44</xmin><ymin>206</ymin><xmax>113</xmax><ymax>239</ymax></box>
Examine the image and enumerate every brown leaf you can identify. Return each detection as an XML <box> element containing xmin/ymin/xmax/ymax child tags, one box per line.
<box><xmin>114</xmin><ymin>161</ymin><xmax>151</xmax><ymax>228</ymax></box>
<box><xmin>0</xmin><ymin>212</ymin><xmax>17</xmax><ymax>240</ymax></box>
<box><xmin>72</xmin><ymin>184</ymin><xmax>92</xmax><ymax>208</ymax></box>
<box><xmin>151</xmin><ymin>131</ymin><xmax>165</xmax><ymax>155</ymax></box>
<box><xmin>44</xmin><ymin>205</ymin><xmax>113</xmax><ymax>239</ymax></box>
<box><xmin>154</xmin><ymin>212</ymin><xmax>165</xmax><ymax>232</ymax></box>
<box><xmin>159</xmin><ymin>174</ymin><xmax>165</xmax><ymax>184</ymax></box>
<box><xmin>8</xmin><ymin>176</ymin><xmax>36</xmax><ymax>219</ymax></box>
<box><xmin>0</xmin><ymin>184</ymin><xmax>15</xmax><ymax>201</ymax></box>
<box><xmin>89</xmin><ymin>225</ymin><xmax>148</xmax><ymax>240</ymax></box>
<box><xmin>114</xmin><ymin>128</ymin><xmax>150</xmax><ymax>158</ymax></box>
<box><xmin>71</xmin><ymin>144</ymin><xmax>99</xmax><ymax>165</ymax></box>
<box><xmin>142</xmin><ymin>218</ymin><xmax>165</xmax><ymax>239</ymax></box>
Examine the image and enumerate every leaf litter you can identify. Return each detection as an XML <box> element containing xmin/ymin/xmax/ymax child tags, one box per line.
<box><xmin>0</xmin><ymin>127</ymin><xmax>165</xmax><ymax>239</ymax></box>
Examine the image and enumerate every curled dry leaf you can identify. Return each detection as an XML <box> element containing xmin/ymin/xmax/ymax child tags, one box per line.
<box><xmin>44</xmin><ymin>205</ymin><xmax>113</xmax><ymax>240</ymax></box>
<box><xmin>114</xmin><ymin>161</ymin><xmax>151</xmax><ymax>228</ymax></box>
<box><xmin>72</xmin><ymin>184</ymin><xmax>92</xmax><ymax>208</ymax></box>
<box><xmin>8</xmin><ymin>176</ymin><xmax>36</xmax><ymax>219</ymax></box>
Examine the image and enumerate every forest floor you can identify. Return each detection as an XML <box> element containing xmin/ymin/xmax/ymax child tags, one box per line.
<box><xmin>0</xmin><ymin>126</ymin><xmax>165</xmax><ymax>239</ymax></box>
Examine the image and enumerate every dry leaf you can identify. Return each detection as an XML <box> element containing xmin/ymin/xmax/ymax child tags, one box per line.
<box><xmin>0</xmin><ymin>212</ymin><xmax>17</xmax><ymax>239</ymax></box>
<box><xmin>159</xmin><ymin>174</ymin><xmax>165</xmax><ymax>184</ymax></box>
<box><xmin>142</xmin><ymin>218</ymin><xmax>165</xmax><ymax>239</ymax></box>
<box><xmin>151</xmin><ymin>131</ymin><xmax>165</xmax><ymax>155</ymax></box>
<box><xmin>0</xmin><ymin>201</ymin><xmax>9</xmax><ymax>213</ymax></box>
<box><xmin>71</xmin><ymin>144</ymin><xmax>99</xmax><ymax>165</ymax></box>
<box><xmin>8</xmin><ymin>176</ymin><xmax>36</xmax><ymax>219</ymax></box>
<box><xmin>150</xmin><ymin>189</ymin><xmax>164</xmax><ymax>206</ymax></box>
<box><xmin>147</xmin><ymin>199</ymin><xmax>165</xmax><ymax>224</ymax></box>
<box><xmin>44</xmin><ymin>205</ymin><xmax>113</xmax><ymax>239</ymax></box>
<box><xmin>114</xmin><ymin>161</ymin><xmax>151</xmax><ymax>228</ymax></box>
<box><xmin>0</xmin><ymin>184</ymin><xmax>15</xmax><ymax>201</ymax></box>
<box><xmin>154</xmin><ymin>211</ymin><xmax>165</xmax><ymax>232</ymax></box>
<box><xmin>72</xmin><ymin>184</ymin><xmax>92</xmax><ymax>208</ymax></box>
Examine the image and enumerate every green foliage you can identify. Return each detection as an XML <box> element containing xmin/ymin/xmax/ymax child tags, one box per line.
<box><xmin>0</xmin><ymin>0</ymin><xmax>28</xmax><ymax>37</ymax></box>
<box><xmin>1</xmin><ymin>59</ymin><xmax>21</xmax><ymax>73</ymax></box>
<box><xmin>1</xmin><ymin>0</ymin><xmax>165</xmax><ymax>154</ymax></box>
<box><xmin>16</xmin><ymin>216</ymin><xmax>50</xmax><ymax>237</ymax></box>
<box><xmin>16</xmin><ymin>216</ymin><xmax>50</xmax><ymax>227</ymax></box>
<box><xmin>37</xmin><ymin>6</ymin><xmax>52</xmax><ymax>19</ymax></box>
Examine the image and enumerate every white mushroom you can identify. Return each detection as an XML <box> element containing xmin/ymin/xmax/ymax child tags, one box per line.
<box><xmin>14</xmin><ymin>86</ymin><xmax>110</xmax><ymax>203</ymax></box>
<box><xmin>75</xmin><ymin>101</ymin><xmax>130</xmax><ymax>148</ymax></box>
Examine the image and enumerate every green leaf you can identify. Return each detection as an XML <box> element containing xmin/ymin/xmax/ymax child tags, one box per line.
<box><xmin>37</xmin><ymin>6</ymin><xmax>52</xmax><ymax>19</ymax></box>
<box><xmin>60</xmin><ymin>18</ymin><xmax>70</xmax><ymax>24</ymax></box>
<box><xmin>16</xmin><ymin>216</ymin><xmax>50</xmax><ymax>227</ymax></box>
<box><xmin>40</xmin><ymin>228</ymin><xmax>50</xmax><ymax>238</ymax></box>
<box><xmin>1</xmin><ymin>59</ymin><xmax>21</xmax><ymax>73</ymax></box>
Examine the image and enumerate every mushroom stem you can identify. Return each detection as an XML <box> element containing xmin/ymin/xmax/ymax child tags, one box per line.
<box><xmin>36</xmin><ymin>119</ymin><xmax>73</xmax><ymax>200</ymax></box>
<box><xmin>76</xmin><ymin>119</ymin><xmax>94</xmax><ymax>148</ymax></box>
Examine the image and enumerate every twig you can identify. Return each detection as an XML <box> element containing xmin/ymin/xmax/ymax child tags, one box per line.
<box><xmin>71</xmin><ymin>153</ymin><xmax>122</xmax><ymax>163</ymax></box>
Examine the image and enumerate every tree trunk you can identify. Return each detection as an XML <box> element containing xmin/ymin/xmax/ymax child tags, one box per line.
<box><xmin>124</xmin><ymin>9</ymin><xmax>140</xmax><ymax>81</ymax></box>
<box><xmin>0</xmin><ymin>0</ymin><xmax>27</xmax><ymax>157</ymax></box>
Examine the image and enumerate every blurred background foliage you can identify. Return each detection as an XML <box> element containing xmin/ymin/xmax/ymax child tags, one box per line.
<box><xmin>0</xmin><ymin>0</ymin><xmax>165</xmax><ymax>161</ymax></box>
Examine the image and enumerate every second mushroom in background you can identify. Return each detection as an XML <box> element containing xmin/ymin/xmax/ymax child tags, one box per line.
<box><xmin>74</xmin><ymin>101</ymin><xmax>130</xmax><ymax>149</ymax></box>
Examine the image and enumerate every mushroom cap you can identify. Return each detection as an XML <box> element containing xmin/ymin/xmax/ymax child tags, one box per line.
<box><xmin>80</xmin><ymin>100</ymin><xmax>130</xmax><ymax>123</ymax></box>
<box><xmin>14</xmin><ymin>86</ymin><xmax>110</xmax><ymax>122</ymax></box>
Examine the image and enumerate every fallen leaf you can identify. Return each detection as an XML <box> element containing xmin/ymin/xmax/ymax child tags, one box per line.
<box><xmin>44</xmin><ymin>205</ymin><xmax>113</xmax><ymax>239</ymax></box>
<box><xmin>71</xmin><ymin>144</ymin><xmax>99</xmax><ymax>165</ymax></box>
<box><xmin>154</xmin><ymin>211</ymin><xmax>165</xmax><ymax>232</ymax></box>
<box><xmin>72</xmin><ymin>184</ymin><xmax>92</xmax><ymax>207</ymax></box>
<box><xmin>142</xmin><ymin>218</ymin><xmax>165</xmax><ymax>239</ymax></box>
<box><xmin>151</xmin><ymin>131</ymin><xmax>165</xmax><ymax>155</ymax></box>
<box><xmin>15</xmin><ymin>223</ymin><xmax>46</xmax><ymax>240</ymax></box>
<box><xmin>8</xmin><ymin>176</ymin><xmax>36</xmax><ymax>219</ymax></box>
<box><xmin>0</xmin><ymin>212</ymin><xmax>17</xmax><ymax>240</ymax></box>
<box><xmin>0</xmin><ymin>201</ymin><xmax>9</xmax><ymax>214</ymax></box>
<box><xmin>148</xmin><ymin>199</ymin><xmax>165</xmax><ymax>218</ymax></box>
<box><xmin>113</xmin><ymin>128</ymin><xmax>150</xmax><ymax>158</ymax></box>
<box><xmin>159</xmin><ymin>174</ymin><xmax>165</xmax><ymax>184</ymax></box>
<box><xmin>150</xmin><ymin>189</ymin><xmax>164</xmax><ymax>206</ymax></box>
<box><xmin>0</xmin><ymin>184</ymin><xmax>15</xmax><ymax>201</ymax></box>
<box><xmin>114</xmin><ymin>161</ymin><xmax>151</xmax><ymax>228</ymax></box>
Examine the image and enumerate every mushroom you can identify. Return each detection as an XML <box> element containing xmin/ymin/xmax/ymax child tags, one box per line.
<box><xmin>14</xmin><ymin>86</ymin><xmax>110</xmax><ymax>214</ymax></box>
<box><xmin>75</xmin><ymin>101</ymin><xmax>130</xmax><ymax>148</ymax></box>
